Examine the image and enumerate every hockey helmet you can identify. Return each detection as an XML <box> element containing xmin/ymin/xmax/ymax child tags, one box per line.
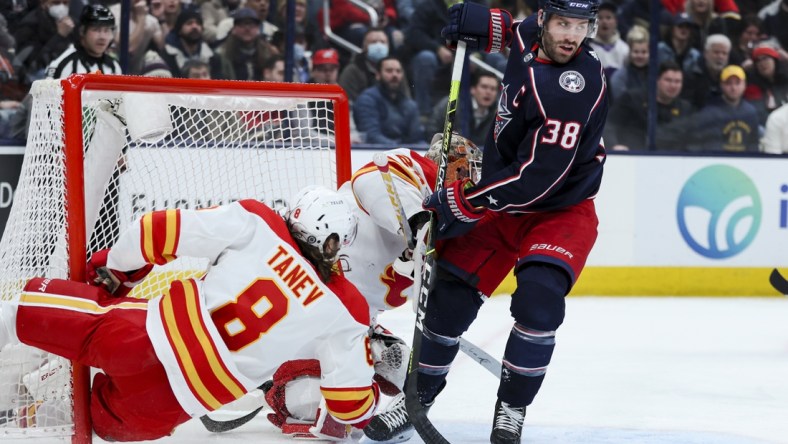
<box><xmin>80</xmin><ymin>4</ymin><xmax>116</xmax><ymax>29</ymax></box>
<box><xmin>540</xmin><ymin>0</ymin><xmax>599</xmax><ymax>38</ymax></box>
<box><xmin>287</xmin><ymin>185</ymin><xmax>357</xmax><ymax>261</ymax></box>
<box><xmin>426</xmin><ymin>132</ymin><xmax>483</xmax><ymax>185</ymax></box>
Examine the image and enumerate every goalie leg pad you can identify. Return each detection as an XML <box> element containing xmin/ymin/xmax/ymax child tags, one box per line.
<box><xmin>22</xmin><ymin>357</ymin><xmax>70</xmax><ymax>403</ymax></box>
<box><xmin>0</xmin><ymin>303</ymin><xmax>19</xmax><ymax>350</ymax></box>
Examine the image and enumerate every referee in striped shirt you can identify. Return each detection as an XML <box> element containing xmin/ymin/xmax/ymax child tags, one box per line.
<box><xmin>46</xmin><ymin>4</ymin><xmax>122</xmax><ymax>79</ymax></box>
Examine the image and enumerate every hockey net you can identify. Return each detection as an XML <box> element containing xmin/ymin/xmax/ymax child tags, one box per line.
<box><xmin>0</xmin><ymin>74</ymin><xmax>351</xmax><ymax>442</ymax></box>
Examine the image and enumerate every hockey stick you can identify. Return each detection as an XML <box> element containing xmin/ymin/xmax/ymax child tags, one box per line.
<box><xmin>373</xmin><ymin>153</ymin><xmax>501</xmax><ymax>380</ymax></box>
<box><xmin>459</xmin><ymin>338</ymin><xmax>501</xmax><ymax>378</ymax></box>
<box><xmin>373</xmin><ymin>153</ymin><xmax>416</xmax><ymax>250</ymax></box>
<box><xmin>199</xmin><ymin>383</ymin><xmax>269</xmax><ymax>433</ymax></box>
<box><xmin>200</xmin><ymin>405</ymin><xmax>264</xmax><ymax>433</ymax></box>
<box><xmin>769</xmin><ymin>268</ymin><xmax>788</xmax><ymax>295</ymax></box>
<box><xmin>403</xmin><ymin>40</ymin><xmax>468</xmax><ymax>444</ymax></box>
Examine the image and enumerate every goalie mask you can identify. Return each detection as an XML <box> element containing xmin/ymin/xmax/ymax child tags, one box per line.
<box><xmin>287</xmin><ymin>185</ymin><xmax>358</xmax><ymax>263</ymax></box>
<box><xmin>426</xmin><ymin>132</ymin><xmax>483</xmax><ymax>185</ymax></box>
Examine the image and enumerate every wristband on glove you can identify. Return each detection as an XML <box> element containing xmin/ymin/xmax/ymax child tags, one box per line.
<box><xmin>445</xmin><ymin>178</ymin><xmax>485</xmax><ymax>223</ymax></box>
<box><xmin>423</xmin><ymin>179</ymin><xmax>486</xmax><ymax>239</ymax></box>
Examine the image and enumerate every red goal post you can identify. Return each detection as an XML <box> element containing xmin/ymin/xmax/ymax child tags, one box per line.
<box><xmin>0</xmin><ymin>74</ymin><xmax>351</xmax><ymax>443</ymax></box>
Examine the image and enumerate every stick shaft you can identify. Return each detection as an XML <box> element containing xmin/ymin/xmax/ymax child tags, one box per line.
<box><xmin>405</xmin><ymin>40</ymin><xmax>468</xmax><ymax>444</ymax></box>
<box><xmin>373</xmin><ymin>153</ymin><xmax>415</xmax><ymax>250</ymax></box>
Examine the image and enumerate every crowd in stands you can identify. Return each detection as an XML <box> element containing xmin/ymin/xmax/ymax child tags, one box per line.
<box><xmin>0</xmin><ymin>0</ymin><xmax>786</xmax><ymax>153</ymax></box>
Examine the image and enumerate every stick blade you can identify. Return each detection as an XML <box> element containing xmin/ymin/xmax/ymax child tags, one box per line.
<box><xmin>200</xmin><ymin>406</ymin><xmax>264</xmax><ymax>433</ymax></box>
<box><xmin>769</xmin><ymin>268</ymin><xmax>788</xmax><ymax>295</ymax></box>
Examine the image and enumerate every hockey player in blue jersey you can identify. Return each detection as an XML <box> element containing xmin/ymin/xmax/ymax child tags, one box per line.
<box><xmin>363</xmin><ymin>0</ymin><xmax>608</xmax><ymax>443</ymax></box>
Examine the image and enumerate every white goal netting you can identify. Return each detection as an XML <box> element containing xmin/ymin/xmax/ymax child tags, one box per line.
<box><xmin>0</xmin><ymin>75</ymin><xmax>349</xmax><ymax>440</ymax></box>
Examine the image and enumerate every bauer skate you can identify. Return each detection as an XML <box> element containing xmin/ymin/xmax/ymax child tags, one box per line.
<box><xmin>490</xmin><ymin>399</ymin><xmax>525</xmax><ymax>444</ymax></box>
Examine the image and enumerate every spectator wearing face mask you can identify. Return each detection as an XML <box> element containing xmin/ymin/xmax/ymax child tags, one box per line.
<box><xmin>338</xmin><ymin>27</ymin><xmax>410</xmax><ymax>102</ymax></box>
<box><xmin>13</xmin><ymin>0</ymin><xmax>74</xmax><ymax>84</ymax></box>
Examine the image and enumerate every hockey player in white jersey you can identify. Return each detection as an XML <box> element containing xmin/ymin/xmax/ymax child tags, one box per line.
<box><xmin>0</xmin><ymin>186</ymin><xmax>391</xmax><ymax>441</ymax></box>
<box><xmin>260</xmin><ymin>134</ymin><xmax>483</xmax><ymax>440</ymax></box>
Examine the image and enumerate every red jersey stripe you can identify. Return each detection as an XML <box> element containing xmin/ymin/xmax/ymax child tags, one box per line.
<box><xmin>140</xmin><ymin>209</ymin><xmax>181</xmax><ymax>265</ymax></box>
<box><xmin>159</xmin><ymin>280</ymin><xmax>246</xmax><ymax>411</ymax></box>
<box><xmin>321</xmin><ymin>385</ymin><xmax>377</xmax><ymax>422</ymax></box>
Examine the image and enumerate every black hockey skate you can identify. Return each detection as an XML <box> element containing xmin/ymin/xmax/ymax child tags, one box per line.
<box><xmin>363</xmin><ymin>392</ymin><xmax>424</xmax><ymax>443</ymax></box>
<box><xmin>490</xmin><ymin>399</ymin><xmax>525</xmax><ymax>444</ymax></box>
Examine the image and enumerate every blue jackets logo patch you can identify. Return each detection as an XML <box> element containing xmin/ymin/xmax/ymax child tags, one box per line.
<box><xmin>559</xmin><ymin>71</ymin><xmax>585</xmax><ymax>93</ymax></box>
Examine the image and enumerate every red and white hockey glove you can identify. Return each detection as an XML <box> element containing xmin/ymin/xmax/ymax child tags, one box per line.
<box><xmin>86</xmin><ymin>249</ymin><xmax>153</xmax><ymax>298</ymax></box>
<box><xmin>441</xmin><ymin>2</ymin><xmax>513</xmax><ymax>53</ymax></box>
<box><xmin>422</xmin><ymin>178</ymin><xmax>486</xmax><ymax>240</ymax></box>
<box><xmin>370</xmin><ymin>324</ymin><xmax>409</xmax><ymax>396</ymax></box>
<box><xmin>265</xmin><ymin>359</ymin><xmax>359</xmax><ymax>440</ymax></box>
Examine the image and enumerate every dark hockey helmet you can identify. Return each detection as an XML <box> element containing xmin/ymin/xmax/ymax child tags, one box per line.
<box><xmin>426</xmin><ymin>132</ymin><xmax>483</xmax><ymax>185</ymax></box>
<box><xmin>80</xmin><ymin>4</ymin><xmax>116</xmax><ymax>29</ymax></box>
<box><xmin>540</xmin><ymin>0</ymin><xmax>599</xmax><ymax>38</ymax></box>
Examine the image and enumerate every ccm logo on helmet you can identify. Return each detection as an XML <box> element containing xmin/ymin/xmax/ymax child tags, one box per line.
<box><xmin>529</xmin><ymin>243</ymin><xmax>574</xmax><ymax>259</ymax></box>
<box><xmin>568</xmin><ymin>2</ymin><xmax>590</xmax><ymax>8</ymax></box>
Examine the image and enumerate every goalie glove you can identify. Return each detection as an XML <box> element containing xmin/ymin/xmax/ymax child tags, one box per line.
<box><xmin>392</xmin><ymin>249</ymin><xmax>415</xmax><ymax>279</ymax></box>
<box><xmin>369</xmin><ymin>324</ymin><xmax>409</xmax><ymax>396</ymax></box>
<box><xmin>86</xmin><ymin>249</ymin><xmax>153</xmax><ymax>297</ymax></box>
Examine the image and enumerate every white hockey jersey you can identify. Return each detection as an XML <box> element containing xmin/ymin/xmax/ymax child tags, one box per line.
<box><xmin>106</xmin><ymin>200</ymin><xmax>377</xmax><ymax>422</ymax></box>
<box><xmin>337</xmin><ymin>149</ymin><xmax>437</xmax><ymax>320</ymax></box>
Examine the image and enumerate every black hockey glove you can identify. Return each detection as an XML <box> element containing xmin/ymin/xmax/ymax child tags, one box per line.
<box><xmin>422</xmin><ymin>178</ymin><xmax>486</xmax><ymax>240</ymax></box>
<box><xmin>441</xmin><ymin>2</ymin><xmax>513</xmax><ymax>53</ymax></box>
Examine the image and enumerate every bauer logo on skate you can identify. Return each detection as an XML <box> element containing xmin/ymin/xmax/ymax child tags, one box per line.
<box><xmin>529</xmin><ymin>243</ymin><xmax>574</xmax><ymax>259</ymax></box>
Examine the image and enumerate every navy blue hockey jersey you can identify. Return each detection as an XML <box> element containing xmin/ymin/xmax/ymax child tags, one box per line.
<box><xmin>465</xmin><ymin>15</ymin><xmax>608</xmax><ymax>213</ymax></box>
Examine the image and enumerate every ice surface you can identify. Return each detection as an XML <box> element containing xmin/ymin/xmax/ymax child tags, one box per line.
<box><xmin>8</xmin><ymin>296</ymin><xmax>788</xmax><ymax>443</ymax></box>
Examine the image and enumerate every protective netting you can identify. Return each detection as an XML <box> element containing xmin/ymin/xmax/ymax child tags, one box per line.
<box><xmin>0</xmin><ymin>77</ymin><xmax>345</xmax><ymax>439</ymax></box>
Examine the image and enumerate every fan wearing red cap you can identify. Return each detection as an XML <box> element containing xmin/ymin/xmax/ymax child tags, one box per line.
<box><xmin>309</xmin><ymin>48</ymin><xmax>340</xmax><ymax>84</ymax></box>
<box><xmin>743</xmin><ymin>45</ymin><xmax>788</xmax><ymax>124</ymax></box>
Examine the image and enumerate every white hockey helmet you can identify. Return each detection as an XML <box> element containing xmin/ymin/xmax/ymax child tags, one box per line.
<box><xmin>287</xmin><ymin>185</ymin><xmax>357</xmax><ymax>261</ymax></box>
<box><xmin>426</xmin><ymin>132</ymin><xmax>483</xmax><ymax>185</ymax></box>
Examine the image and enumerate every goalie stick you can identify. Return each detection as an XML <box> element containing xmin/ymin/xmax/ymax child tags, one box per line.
<box><xmin>769</xmin><ymin>269</ymin><xmax>788</xmax><ymax>295</ymax></box>
<box><xmin>373</xmin><ymin>153</ymin><xmax>501</xmax><ymax>380</ymax></box>
<box><xmin>403</xmin><ymin>40</ymin><xmax>468</xmax><ymax>444</ymax></box>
